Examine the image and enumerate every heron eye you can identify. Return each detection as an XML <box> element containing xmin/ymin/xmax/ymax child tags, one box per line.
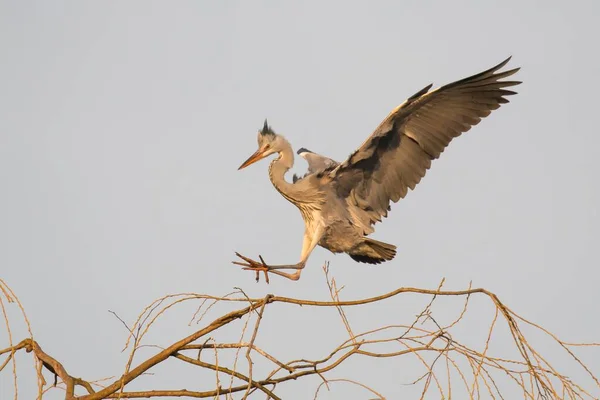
<box><xmin>264</xmin><ymin>144</ymin><xmax>270</xmax><ymax>149</ymax></box>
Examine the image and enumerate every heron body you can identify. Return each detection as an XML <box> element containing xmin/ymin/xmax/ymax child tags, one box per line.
<box><xmin>235</xmin><ymin>57</ymin><xmax>521</xmax><ymax>282</ymax></box>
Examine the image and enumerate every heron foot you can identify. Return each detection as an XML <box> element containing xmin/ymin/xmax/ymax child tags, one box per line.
<box><xmin>233</xmin><ymin>252</ymin><xmax>270</xmax><ymax>283</ymax></box>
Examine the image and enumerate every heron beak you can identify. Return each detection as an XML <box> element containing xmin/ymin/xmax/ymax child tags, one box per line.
<box><xmin>238</xmin><ymin>148</ymin><xmax>268</xmax><ymax>170</ymax></box>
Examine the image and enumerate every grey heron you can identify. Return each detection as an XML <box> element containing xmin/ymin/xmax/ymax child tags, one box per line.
<box><xmin>234</xmin><ymin>57</ymin><xmax>521</xmax><ymax>282</ymax></box>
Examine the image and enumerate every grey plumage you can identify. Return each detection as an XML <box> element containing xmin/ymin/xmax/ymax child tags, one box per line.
<box><xmin>235</xmin><ymin>57</ymin><xmax>521</xmax><ymax>281</ymax></box>
<box><xmin>293</xmin><ymin>148</ymin><xmax>339</xmax><ymax>183</ymax></box>
<box><xmin>298</xmin><ymin>148</ymin><xmax>338</xmax><ymax>172</ymax></box>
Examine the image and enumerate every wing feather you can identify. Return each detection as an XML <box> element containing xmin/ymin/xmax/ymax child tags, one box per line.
<box><xmin>293</xmin><ymin>148</ymin><xmax>339</xmax><ymax>183</ymax></box>
<box><xmin>330</xmin><ymin>57</ymin><xmax>521</xmax><ymax>234</ymax></box>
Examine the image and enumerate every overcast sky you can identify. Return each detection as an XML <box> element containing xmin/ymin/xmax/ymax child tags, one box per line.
<box><xmin>1</xmin><ymin>1</ymin><xmax>599</xmax><ymax>399</ymax></box>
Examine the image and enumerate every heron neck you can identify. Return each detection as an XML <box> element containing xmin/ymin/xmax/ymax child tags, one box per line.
<box><xmin>268</xmin><ymin>139</ymin><xmax>300</xmax><ymax>203</ymax></box>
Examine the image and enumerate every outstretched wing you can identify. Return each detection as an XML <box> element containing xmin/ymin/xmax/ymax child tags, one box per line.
<box><xmin>293</xmin><ymin>148</ymin><xmax>339</xmax><ymax>183</ymax></box>
<box><xmin>329</xmin><ymin>57</ymin><xmax>521</xmax><ymax>233</ymax></box>
<box><xmin>298</xmin><ymin>148</ymin><xmax>339</xmax><ymax>173</ymax></box>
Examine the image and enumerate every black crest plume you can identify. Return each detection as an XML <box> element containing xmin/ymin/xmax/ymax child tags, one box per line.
<box><xmin>260</xmin><ymin>119</ymin><xmax>275</xmax><ymax>136</ymax></box>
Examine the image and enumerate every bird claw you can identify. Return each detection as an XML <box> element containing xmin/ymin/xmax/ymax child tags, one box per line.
<box><xmin>233</xmin><ymin>252</ymin><xmax>270</xmax><ymax>284</ymax></box>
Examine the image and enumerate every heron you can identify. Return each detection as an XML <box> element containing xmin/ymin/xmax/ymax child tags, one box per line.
<box><xmin>234</xmin><ymin>57</ymin><xmax>521</xmax><ymax>282</ymax></box>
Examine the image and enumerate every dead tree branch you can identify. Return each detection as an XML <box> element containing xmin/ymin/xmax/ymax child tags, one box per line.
<box><xmin>1</xmin><ymin>268</ymin><xmax>598</xmax><ymax>399</ymax></box>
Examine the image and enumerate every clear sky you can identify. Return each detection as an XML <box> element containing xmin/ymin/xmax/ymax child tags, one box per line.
<box><xmin>1</xmin><ymin>1</ymin><xmax>599</xmax><ymax>399</ymax></box>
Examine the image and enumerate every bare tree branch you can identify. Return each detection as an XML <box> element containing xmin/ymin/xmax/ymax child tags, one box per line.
<box><xmin>1</xmin><ymin>267</ymin><xmax>598</xmax><ymax>399</ymax></box>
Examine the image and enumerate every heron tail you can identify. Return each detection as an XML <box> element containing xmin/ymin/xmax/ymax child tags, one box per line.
<box><xmin>349</xmin><ymin>238</ymin><xmax>397</xmax><ymax>264</ymax></box>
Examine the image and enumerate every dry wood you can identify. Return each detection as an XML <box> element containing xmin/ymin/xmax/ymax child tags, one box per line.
<box><xmin>1</xmin><ymin>268</ymin><xmax>598</xmax><ymax>399</ymax></box>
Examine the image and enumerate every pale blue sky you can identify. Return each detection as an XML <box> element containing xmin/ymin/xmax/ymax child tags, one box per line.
<box><xmin>1</xmin><ymin>1</ymin><xmax>599</xmax><ymax>399</ymax></box>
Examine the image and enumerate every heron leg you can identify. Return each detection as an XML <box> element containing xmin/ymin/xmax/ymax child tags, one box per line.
<box><xmin>232</xmin><ymin>253</ymin><xmax>304</xmax><ymax>282</ymax></box>
<box><xmin>233</xmin><ymin>225</ymin><xmax>323</xmax><ymax>282</ymax></box>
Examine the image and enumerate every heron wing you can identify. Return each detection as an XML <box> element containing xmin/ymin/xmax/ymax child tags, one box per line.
<box><xmin>329</xmin><ymin>57</ymin><xmax>521</xmax><ymax>233</ymax></box>
<box><xmin>301</xmin><ymin>151</ymin><xmax>339</xmax><ymax>173</ymax></box>
<box><xmin>293</xmin><ymin>150</ymin><xmax>339</xmax><ymax>183</ymax></box>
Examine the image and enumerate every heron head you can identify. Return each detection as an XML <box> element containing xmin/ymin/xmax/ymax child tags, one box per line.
<box><xmin>238</xmin><ymin>119</ymin><xmax>282</xmax><ymax>170</ymax></box>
